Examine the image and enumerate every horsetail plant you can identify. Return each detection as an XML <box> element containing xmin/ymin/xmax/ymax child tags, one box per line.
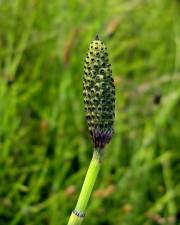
<box><xmin>67</xmin><ymin>35</ymin><xmax>115</xmax><ymax>225</ymax></box>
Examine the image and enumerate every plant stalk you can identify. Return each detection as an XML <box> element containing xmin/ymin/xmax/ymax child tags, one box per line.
<box><xmin>67</xmin><ymin>149</ymin><xmax>102</xmax><ymax>225</ymax></box>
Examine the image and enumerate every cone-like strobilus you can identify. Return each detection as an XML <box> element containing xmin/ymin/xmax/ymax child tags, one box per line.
<box><xmin>83</xmin><ymin>35</ymin><xmax>115</xmax><ymax>150</ymax></box>
<box><xmin>67</xmin><ymin>36</ymin><xmax>115</xmax><ymax>225</ymax></box>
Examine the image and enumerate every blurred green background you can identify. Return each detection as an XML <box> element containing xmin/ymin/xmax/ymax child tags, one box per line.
<box><xmin>0</xmin><ymin>0</ymin><xmax>180</xmax><ymax>225</ymax></box>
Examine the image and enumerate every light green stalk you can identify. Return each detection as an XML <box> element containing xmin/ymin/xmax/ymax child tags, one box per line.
<box><xmin>67</xmin><ymin>150</ymin><xmax>102</xmax><ymax>225</ymax></box>
<box><xmin>67</xmin><ymin>36</ymin><xmax>115</xmax><ymax>225</ymax></box>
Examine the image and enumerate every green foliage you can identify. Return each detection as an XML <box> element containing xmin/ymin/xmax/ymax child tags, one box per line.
<box><xmin>0</xmin><ymin>0</ymin><xmax>179</xmax><ymax>225</ymax></box>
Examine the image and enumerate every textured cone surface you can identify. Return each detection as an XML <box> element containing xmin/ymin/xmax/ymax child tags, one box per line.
<box><xmin>83</xmin><ymin>37</ymin><xmax>115</xmax><ymax>149</ymax></box>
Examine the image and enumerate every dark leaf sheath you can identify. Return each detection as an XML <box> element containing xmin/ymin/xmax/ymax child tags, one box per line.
<box><xmin>83</xmin><ymin>36</ymin><xmax>115</xmax><ymax>149</ymax></box>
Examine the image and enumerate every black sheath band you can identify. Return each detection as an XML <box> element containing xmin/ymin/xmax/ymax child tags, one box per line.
<box><xmin>73</xmin><ymin>209</ymin><xmax>85</xmax><ymax>218</ymax></box>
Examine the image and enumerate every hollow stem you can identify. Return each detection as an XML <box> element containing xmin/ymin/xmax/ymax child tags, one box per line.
<box><xmin>67</xmin><ymin>149</ymin><xmax>102</xmax><ymax>225</ymax></box>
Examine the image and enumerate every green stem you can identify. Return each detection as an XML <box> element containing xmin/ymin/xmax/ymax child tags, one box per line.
<box><xmin>67</xmin><ymin>150</ymin><xmax>102</xmax><ymax>225</ymax></box>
